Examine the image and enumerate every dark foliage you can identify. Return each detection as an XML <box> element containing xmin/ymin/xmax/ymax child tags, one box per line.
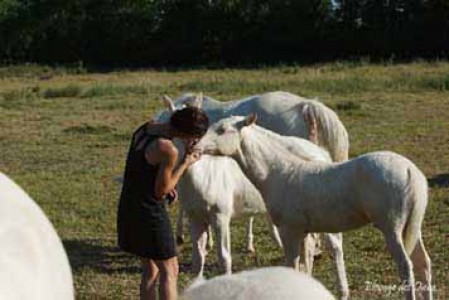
<box><xmin>0</xmin><ymin>0</ymin><xmax>448</xmax><ymax>66</ymax></box>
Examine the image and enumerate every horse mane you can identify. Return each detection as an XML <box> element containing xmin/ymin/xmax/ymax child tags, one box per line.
<box><xmin>245</xmin><ymin>123</ymin><xmax>332</xmax><ymax>163</ymax></box>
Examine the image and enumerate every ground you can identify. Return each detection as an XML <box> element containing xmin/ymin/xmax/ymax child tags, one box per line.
<box><xmin>0</xmin><ymin>61</ymin><xmax>448</xmax><ymax>299</ymax></box>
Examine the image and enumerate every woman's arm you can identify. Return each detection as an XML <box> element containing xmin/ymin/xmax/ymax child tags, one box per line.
<box><xmin>150</xmin><ymin>139</ymin><xmax>201</xmax><ymax>200</ymax></box>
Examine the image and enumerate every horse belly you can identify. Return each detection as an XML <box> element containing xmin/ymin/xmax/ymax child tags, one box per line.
<box><xmin>307</xmin><ymin>210</ymin><xmax>370</xmax><ymax>233</ymax></box>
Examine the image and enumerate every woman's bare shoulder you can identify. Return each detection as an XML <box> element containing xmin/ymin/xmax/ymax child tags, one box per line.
<box><xmin>154</xmin><ymin>139</ymin><xmax>177</xmax><ymax>155</ymax></box>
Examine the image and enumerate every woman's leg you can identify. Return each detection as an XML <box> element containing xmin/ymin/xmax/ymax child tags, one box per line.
<box><xmin>155</xmin><ymin>257</ymin><xmax>179</xmax><ymax>300</ymax></box>
<box><xmin>140</xmin><ymin>258</ymin><xmax>159</xmax><ymax>300</ymax></box>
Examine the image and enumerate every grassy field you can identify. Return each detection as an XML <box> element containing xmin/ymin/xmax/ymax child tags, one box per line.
<box><xmin>0</xmin><ymin>61</ymin><xmax>448</xmax><ymax>299</ymax></box>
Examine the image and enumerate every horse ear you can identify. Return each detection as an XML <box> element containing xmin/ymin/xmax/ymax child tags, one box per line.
<box><xmin>194</xmin><ymin>92</ymin><xmax>203</xmax><ymax>108</ymax></box>
<box><xmin>244</xmin><ymin>114</ymin><xmax>257</xmax><ymax>126</ymax></box>
<box><xmin>162</xmin><ymin>95</ymin><xmax>175</xmax><ymax>112</ymax></box>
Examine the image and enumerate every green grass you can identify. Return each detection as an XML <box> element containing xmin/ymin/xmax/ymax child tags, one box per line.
<box><xmin>42</xmin><ymin>84</ymin><xmax>83</xmax><ymax>98</ymax></box>
<box><xmin>0</xmin><ymin>61</ymin><xmax>448</xmax><ymax>299</ymax></box>
<box><xmin>81</xmin><ymin>84</ymin><xmax>150</xmax><ymax>98</ymax></box>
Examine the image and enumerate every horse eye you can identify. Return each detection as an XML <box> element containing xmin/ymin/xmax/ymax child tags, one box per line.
<box><xmin>222</xmin><ymin>128</ymin><xmax>237</xmax><ymax>135</ymax></box>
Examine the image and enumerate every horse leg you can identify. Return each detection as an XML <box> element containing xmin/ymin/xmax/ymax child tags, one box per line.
<box><xmin>410</xmin><ymin>236</ymin><xmax>432</xmax><ymax>300</ymax></box>
<box><xmin>324</xmin><ymin>233</ymin><xmax>349</xmax><ymax>300</ymax></box>
<box><xmin>279</xmin><ymin>225</ymin><xmax>303</xmax><ymax>271</ymax></box>
<box><xmin>302</xmin><ymin>233</ymin><xmax>316</xmax><ymax>274</ymax></box>
<box><xmin>383</xmin><ymin>230</ymin><xmax>415</xmax><ymax>300</ymax></box>
<box><xmin>312</xmin><ymin>233</ymin><xmax>323</xmax><ymax>257</ymax></box>
<box><xmin>211</xmin><ymin>214</ymin><xmax>232</xmax><ymax>275</ymax></box>
<box><xmin>266</xmin><ymin>214</ymin><xmax>283</xmax><ymax>248</ymax></box>
<box><xmin>206</xmin><ymin>224</ymin><xmax>214</xmax><ymax>250</ymax></box>
<box><xmin>190</xmin><ymin>220</ymin><xmax>208</xmax><ymax>278</ymax></box>
<box><xmin>246</xmin><ymin>217</ymin><xmax>255</xmax><ymax>253</ymax></box>
<box><xmin>176</xmin><ymin>206</ymin><xmax>185</xmax><ymax>245</ymax></box>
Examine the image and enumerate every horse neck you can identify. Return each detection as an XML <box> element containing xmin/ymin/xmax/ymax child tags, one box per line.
<box><xmin>201</xmin><ymin>97</ymin><xmax>222</xmax><ymax>109</ymax></box>
<box><xmin>201</xmin><ymin>97</ymin><xmax>232</xmax><ymax>122</ymax></box>
<box><xmin>222</xmin><ymin>96</ymin><xmax>257</xmax><ymax>117</ymax></box>
<box><xmin>204</xmin><ymin>96</ymin><xmax>258</xmax><ymax>122</ymax></box>
<box><xmin>235</xmin><ymin>126</ymin><xmax>298</xmax><ymax>188</ymax></box>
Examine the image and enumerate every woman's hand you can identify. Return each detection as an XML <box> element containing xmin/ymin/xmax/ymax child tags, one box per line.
<box><xmin>184</xmin><ymin>139</ymin><xmax>200</xmax><ymax>154</ymax></box>
<box><xmin>166</xmin><ymin>189</ymin><xmax>178</xmax><ymax>206</ymax></box>
<box><xmin>183</xmin><ymin>149</ymin><xmax>202</xmax><ymax>166</ymax></box>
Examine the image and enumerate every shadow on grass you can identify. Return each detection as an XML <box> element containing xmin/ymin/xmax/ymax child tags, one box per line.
<box><xmin>63</xmin><ymin>238</ymin><xmax>140</xmax><ymax>274</ymax></box>
<box><xmin>63</xmin><ymin>238</ymin><xmax>229</xmax><ymax>276</ymax></box>
<box><xmin>428</xmin><ymin>173</ymin><xmax>449</xmax><ymax>188</ymax></box>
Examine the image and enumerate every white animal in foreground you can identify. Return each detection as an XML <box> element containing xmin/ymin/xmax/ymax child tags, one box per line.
<box><xmin>182</xmin><ymin>267</ymin><xmax>335</xmax><ymax>300</ymax></box>
<box><xmin>155</xmin><ymin>92</ymin><xmax>349</xmax><ymax>262</ymax></box>
<box><xmin>196</xmin><ymin>115</ymin><xmax>432</xmax><ymax>300</ymax></box>
<box><xmin>0</xmin><ymin>172</ymin><xmax>74</xmax><ymax>300</ymax></box>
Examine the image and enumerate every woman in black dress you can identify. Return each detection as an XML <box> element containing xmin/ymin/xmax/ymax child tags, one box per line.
<box><xmin>117</xmin><ymin>106</ymin><xmax>209</xmax><ymax>300</ymax></box>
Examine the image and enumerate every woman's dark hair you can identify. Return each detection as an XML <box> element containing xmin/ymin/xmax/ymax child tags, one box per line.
<box><xmin>169</xmin><ymin>107</ymin><xmax>209</xmax><ymax>137</ymax></box>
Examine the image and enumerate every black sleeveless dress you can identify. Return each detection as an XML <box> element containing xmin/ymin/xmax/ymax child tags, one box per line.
<box><xmin>117</xmin><ymin>123</ymin><xmax>176</xmax><ymax>259</ymax></box>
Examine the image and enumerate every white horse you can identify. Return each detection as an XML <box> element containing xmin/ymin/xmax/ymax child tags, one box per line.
<box><xmin>196</xmin><ymin>115</ymin><xmax>432</xmax><ymax>300</ymax></box>
<box><xmin>178</xmin><ymin>155</ymin><xmax>277</xmax><ymax>277</ymax></box>
<box><xmin>157</xmin><ymin>91</ymin><xmax>349</xmax><ymax>162</ymax></box>
<box><xmin>182</xmin><ymin>267</ymin><xmax>335</xmax><ymax>300</ymax></box>
<box><xmin>0</xmin><ymin>172</ymin><xmax>74</xmax><ymax>300</ymax></box>
<box><xmin>156</xmin><ymin>92</ymin><xmax>349</xmax><ymax>243</ymax></box>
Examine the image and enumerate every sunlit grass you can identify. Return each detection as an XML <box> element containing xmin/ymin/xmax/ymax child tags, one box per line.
<box><xmin>0</xmin><ymin>61</ymin><xmax>448</xmax><ymax>299</ymax></box>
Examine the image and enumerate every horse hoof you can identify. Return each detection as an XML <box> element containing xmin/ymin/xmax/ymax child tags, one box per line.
<box><xmin>176</xmin><ymin>236</ymin><xmax>185</xmax><ymax>245</ymax></box>
<box><xmin>206</xmin><ymin>242</ymin><xmax>214</xmax><ymax>251</ymax></box>
<box><xmin>313</xmin><ymin>249</ymin><xmax>323</xmax><ymax>259</ymax></box>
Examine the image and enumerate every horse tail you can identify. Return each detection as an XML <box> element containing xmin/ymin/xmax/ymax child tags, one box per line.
<box><xmin>300</xmin><ymin>100</ymin><xmax>349</xmax><ymax>162</ymax></box>
<box><xmin>403</xmin><ymin>166</ymin><xmax>428</xmax><ymax>255</ymax></box>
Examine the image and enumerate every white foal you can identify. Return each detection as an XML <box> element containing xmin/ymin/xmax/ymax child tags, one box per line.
<box><xmin>196</xmin><ymin>115</ymin><xmax>432</xmax><ymax>300</ymax></box>
<box><xmin>179</xmin><ymin>154</ymin><xmax>280</xmax><ymax>277</ymax></box>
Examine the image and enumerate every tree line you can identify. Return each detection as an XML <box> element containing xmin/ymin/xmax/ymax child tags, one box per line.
<box><xmin>1</xmin><ymin>0</ymin><xmax>448</xmax><ymax>66</ymax></box>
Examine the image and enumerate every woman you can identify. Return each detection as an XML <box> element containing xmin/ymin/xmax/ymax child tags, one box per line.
<box><xmin>117</xmin><ymin>106</ymin><xmax>209</xmax><ymax>300</ymax></box>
